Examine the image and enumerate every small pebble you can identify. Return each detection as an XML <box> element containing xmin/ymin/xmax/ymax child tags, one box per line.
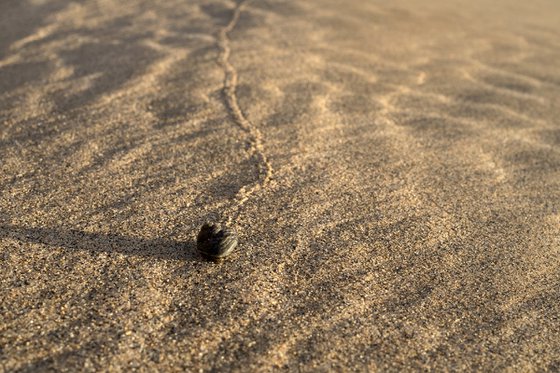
<box><xmin>196</xmin><ymin>222</ymin><xmax>238</xmax><ymax>260</ymax></box>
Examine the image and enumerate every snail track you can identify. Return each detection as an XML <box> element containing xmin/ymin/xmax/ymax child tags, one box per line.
<box><xmin>217</xmin><ymin>0</ymin><xmax>274</xmax><ymax>226</ymax></box>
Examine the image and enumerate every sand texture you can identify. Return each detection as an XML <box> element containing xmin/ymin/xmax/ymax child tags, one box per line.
<box><xmin>1</xmin><ymin>0</ymin><xmax>560</xmax><ymax>371</ymax></box>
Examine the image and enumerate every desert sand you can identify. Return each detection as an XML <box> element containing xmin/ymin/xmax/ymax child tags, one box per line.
<box><xmin>1</xmin><ymin>0</ymin><xmax>560</xmax><ymax>371</ymax></box>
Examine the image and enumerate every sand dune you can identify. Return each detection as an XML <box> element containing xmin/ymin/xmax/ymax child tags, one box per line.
<box><xmin>1</xmin><ymin>0</ymin><xmax>560</xmax><ymax>371</ymax></box>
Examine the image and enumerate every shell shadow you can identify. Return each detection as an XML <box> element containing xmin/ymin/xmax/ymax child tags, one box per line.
<box><xmin>0</xmin><ymin>224</ymin><xmax>202</xmax><ymax>262</ymax></box>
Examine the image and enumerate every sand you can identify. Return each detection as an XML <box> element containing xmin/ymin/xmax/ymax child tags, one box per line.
<box><xmin>1</xmin><ymin>0</ymin><xmax>560</xmax><ymax>371</ymax></box>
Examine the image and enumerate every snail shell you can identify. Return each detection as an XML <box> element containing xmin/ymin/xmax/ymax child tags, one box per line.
<box><xmin>196</xmin><ymin>222</ymin><xmax>238</xmax><ymax>260</ymax></box>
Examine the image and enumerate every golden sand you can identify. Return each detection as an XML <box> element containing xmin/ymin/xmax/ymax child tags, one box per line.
<box><xmin>1</xmin><ymin>0</ymin><xmax>560</xmax><ymax>371</ymax></box>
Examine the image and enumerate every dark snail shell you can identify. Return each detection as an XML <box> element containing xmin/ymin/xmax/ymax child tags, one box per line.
<box><xmin>196</xmin><ymin>222</ymin><xmax>238</xmax><ymax>260</ymax></box>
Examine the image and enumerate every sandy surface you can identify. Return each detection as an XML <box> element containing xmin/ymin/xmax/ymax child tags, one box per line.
<box><xmin>1</xmin><ymin>0</ymin><xmax>560</xmax><ymax>371</ymax></box>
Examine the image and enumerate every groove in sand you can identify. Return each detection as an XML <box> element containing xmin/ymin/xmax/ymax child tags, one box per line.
<box><xmin>217</xmin><ymin>0</ymin><xmax>274</xmax><ymax>226</ymax></box>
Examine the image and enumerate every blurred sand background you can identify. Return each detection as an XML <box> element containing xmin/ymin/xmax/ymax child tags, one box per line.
<box><xmin>1</xmin><ymin>0</ymin><xmax>560</xmax><ymax>371</ymax></box>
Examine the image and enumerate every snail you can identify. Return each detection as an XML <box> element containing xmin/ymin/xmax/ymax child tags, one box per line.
<box><xmin>196</xmin><ymin>222</ymin><xmax>238</xmax><ymax>260</ymax></box>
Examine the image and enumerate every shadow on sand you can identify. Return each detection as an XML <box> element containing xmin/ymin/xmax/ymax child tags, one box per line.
<box><xmin>0</xmin><ymin>224</ymin><xmax>202</xmax><ymax>261</ymax></box>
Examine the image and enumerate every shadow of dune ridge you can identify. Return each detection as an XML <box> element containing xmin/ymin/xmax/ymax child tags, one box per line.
<box><xmin>0</xmin><ymin>0</ymin><xmax>67</xmax><ymax>58</ymax></box>
<box><xmin>0</xmin><ymin>224</ymin><xmax>198</xmax><ymax>261</ymax></box>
